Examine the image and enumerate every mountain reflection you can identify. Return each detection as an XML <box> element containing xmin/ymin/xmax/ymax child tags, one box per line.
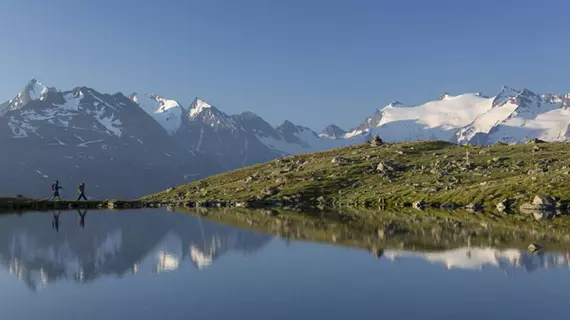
<box><xmin>0</xmin><ymin>209</ymin><xmax>271</xmax><ymax>291</ymax></box>
<box><xmin>385</xmin><ymin>247</ymin><xmax>570</xmax><ymax>274</ymax></box>
<box><xmin>2</xmin><ymin>209</ymin><xmax>570</xmax><ymax>291</ymax></box>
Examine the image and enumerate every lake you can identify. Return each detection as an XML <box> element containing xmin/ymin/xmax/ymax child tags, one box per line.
<box><xmin>0</xmin><ymin>208</ymin><xmax>569</xmax><ymax>320</ymax></box>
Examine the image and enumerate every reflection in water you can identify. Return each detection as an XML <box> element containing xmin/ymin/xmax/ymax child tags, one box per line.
<box><xmin>0</xmin><ymin>209</ymin><xmax>271</xmax><ymax>291</ymax></box>
<box><xmin>1</xmin><ymin>209</ymin><xmax>570</xmax><ymax>292</ymax></box>
<box><xmin>51</xmin><ymin>212</ymin><xmax>60</xmax><ymax>232</ymax></box>
<box><xmin>77</xmin><ymin>209</ymin><xmax>86</xmax><ymax>228</ymax></box>
<box><xmin>385</xmin><ymin>247</ymin><xmax>570</xmax><ymax>274</ymax></box>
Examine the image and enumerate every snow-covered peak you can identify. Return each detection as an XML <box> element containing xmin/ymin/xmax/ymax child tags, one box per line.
<box><xmin>186</xmin><ymin>98</ymin><xmax>237</xmax><ymax>130</ymax></box>
<box><xmin>189</xmin><ymin>98</ymin><xmax>213</xmax><ymax>118</ymax></box>
<box><xmin>25</xmin><ymin>79</ymin><xmax>50</xmax><ymax>101</ymax></box>
<box><xmin>387</xmin><ymin>101</ymin><xmax>404</xmax><ymax>108</ymax></box>
<box><xmin>493</xmin><ymin>85</ymin><xmax>521</xmax><ymax>106</ymax></box>
<box><xmin>130</xmin><ymin>93</ymin><xmax>183</xmax><ymax>135</ymax></box>
<box><xmin>319</xmin><ymin>124</ymin><xmax>346</xmax><ymax>139</ymax></box>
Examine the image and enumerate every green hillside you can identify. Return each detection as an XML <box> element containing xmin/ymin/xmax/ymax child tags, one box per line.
<box><xmin>143</xmin><ymin>139</ymin><xmax>570</xmax><ymax>212</ymax></box>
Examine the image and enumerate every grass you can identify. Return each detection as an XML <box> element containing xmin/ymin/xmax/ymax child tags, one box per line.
<box><xmin>143</xmin><ymin>140</ymin><xmax>570</xmax><ymax>211</ymax></box>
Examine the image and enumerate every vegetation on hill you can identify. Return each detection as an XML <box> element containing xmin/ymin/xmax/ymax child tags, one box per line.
<box><xmin>144</xmin><ymin>139</ymin><xmax>570</xmax><ymax>213</ymax></box>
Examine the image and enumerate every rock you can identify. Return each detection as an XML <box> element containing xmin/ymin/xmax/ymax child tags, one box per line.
<box><xmin>496</xmin><ymin>199</ymin><xmax>508</xmax><ymax>213</ymax></box>
<box><xmin>532</xmin><ymin>211</ymin><xmax>555</xmax><ymax>221</ymax></box>
<box><xmin>377</xmin><ymin>161</ymin><xmax>397</xmax><ymax>173</ymax></box>
<box><xmin>533</xmin><ymin>195</ymin><xmax>556</xmax><ymax>208</ymax></box>
<box><xmin>263</xmin><ymin>210</ymin><xmax>279</xmax><ymax>217</ymax></box>
<box><xmin>492</xmin><ymin>156</ymin><xmax>508</xmax><ymax>162</ymax></box>
<box><xmin>263</xmin><ymin>187</ymin><xmax>279</xmax><ymax>196</ymax></box>
<box><xmin>526</xmin><ymin>138</ymin><xmax>547</xmax><ymax>144</ymax></box>
<box><xmin>528</xmin><ymin>243</ymin><xmax>543</xmax><ymax>253</ymax></box>
<box><xmin>369</xmin><ymin>135</ymin><xmax>383</xmax><ymax>146</ymax></box>
<box><xmin>465</xmin><ymin>203</ymin><xmax>484</xmax><ymax>212</ymax></box>
<box><xmin>412</xmin><ymin>200</ymin><xmax>425</xmax><ymax>210</ymax></box>
<box><xmin>331</xmin><ymin>156</ymin><xmax>351</xmax><ymax>164</ymax></box>
<box><xmin>440</xmin><ymin>202</ymin><xmax>457</xmax><ymax>210</ymax></box>
<box><xmin>520</xmin><ymin>203</ymin><xmax>555</xmax><ymax>220</ymax></box>
<box><xmin>166</xmin><ymin>187</ymin><xmax>174</xmax><ymax>192</ymax></box>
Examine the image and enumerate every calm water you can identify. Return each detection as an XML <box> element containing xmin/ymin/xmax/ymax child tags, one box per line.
<box><xmin>0</xmin><ymin>209</ymin><xmax>569</xmax><ymax>320</ymax></box>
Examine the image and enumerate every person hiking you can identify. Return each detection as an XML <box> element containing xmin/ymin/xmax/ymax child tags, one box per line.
<box><xmin>77</xmin><ymin>182</ymin><xmax>87</xmax><ymax>201</ymax></box>
<box><xmin>77</xmin><ymin>209</ymin><xmax>87</xmax><ymax>228</ymax></box>
<box><xmin>50</xmin><ymin>180</ymin><xmax>62</xmax><ymax>201</ymax></box>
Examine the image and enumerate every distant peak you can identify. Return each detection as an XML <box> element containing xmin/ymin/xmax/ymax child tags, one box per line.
<box><xmin>387</xmin><ymin>101</ymin><xmax>403</xmax><ymax>107</ymax></box>
<box><xmin>189</xmin><ymin>97</ymin><xmax>214</xmax><ymax>118</ymax></box>
<box><xmin>493</xmin><ymin>85</ymin><xmax>521</xmax><ymax>106</ymax></box>
<box><xmin>500</xmin><ymin>85</ymin><xmax>516</xmax><ymax>92</ymax></box>
<box><xmin>128</xmin><ymin>92</ymin><xmax>138</xmax><ymax>102</ymax></box>
<box><xmin>22</xmin><ymin>78</ymin><xmax>52</xmax><ymax>101</ymax></box>
<box><xmin>319</xmin><ymin>124</ymin><xmax>347</xmax><ymax>139</ymax></box>
<box><xmin>520</xmin><ymin>88</ymin><xmax>537</xmax><ymax>97</ymax></box>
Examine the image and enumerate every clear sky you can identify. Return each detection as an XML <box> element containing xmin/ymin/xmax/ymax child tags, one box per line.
<box><xmin>1</xmin><ymin>0</ymin><xmax>569</xmax><ymax>131</ymax></box>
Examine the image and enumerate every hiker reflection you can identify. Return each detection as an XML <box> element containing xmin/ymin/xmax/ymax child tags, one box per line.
<box><xmin>52</xmin><ymin>212</ymin><xmax>61</xmax><ymax>232</ymax></box>
<box><xmin>77</xmin><ymin>209</ymin><xmax>87</xmax><ymax>228</ymax></box>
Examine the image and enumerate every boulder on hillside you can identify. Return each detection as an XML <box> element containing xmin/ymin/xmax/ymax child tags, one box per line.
<box><xmin>525</xmin><ymin>138</ymin><xmax>547</xmax><ymax>144</ymax></box>
<box><xmin>369</xmin><ymin>135</ymin><xmax>384</xmax><ymax>146</ymax></box>
<box><xmin>377</xmin><ymin>161</ymin><xmax>397</xmax><ymax>173</ymax></box>
<box><xmin>331</xmin><ymin>156</ymin><xmax>351</xmax><ymax>164</ymax></box>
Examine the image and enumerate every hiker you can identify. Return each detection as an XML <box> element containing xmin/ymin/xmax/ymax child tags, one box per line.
<box><xmin>77</xmin><ymin>209</ymin><xmax>86</xmax><ymax>228</ymax></box>
<box><xmin>77</xmin><ymin>182</ymin><xmax>87</xmax><ymax>201</ymax></box>
<box><xmin>50</xmin><ymin>180</ymin><xmax>62</xmax><ymax>201</ymax></box>
<box><xmin>52</xmin><ymin>212</ymin><xmax>60</xmax><ymax>232</ymax></box>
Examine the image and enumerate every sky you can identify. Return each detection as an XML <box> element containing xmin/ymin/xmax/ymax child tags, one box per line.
<box><xmin>1</xmin><ymin>0</ymin><xmax>570</xmax><ymax>131</ymax></box>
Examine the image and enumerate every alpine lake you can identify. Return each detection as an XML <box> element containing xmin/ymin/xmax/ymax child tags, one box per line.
<box><xmin>1</xmin><ymin>207</ymin><xmax>569</xmax><ymax>320</ymax></box>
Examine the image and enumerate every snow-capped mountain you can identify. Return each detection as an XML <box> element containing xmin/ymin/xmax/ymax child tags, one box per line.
<box><xmin>129</xmin><ymin>93</ymin><xmax>184</xmax><ymax>135</ymax></box>
<box><xmin>0</xmin><ymin>80</ymin><xmax>216</xmax><ymax>199</ymax></box>
<box><xmin>319</xmin><ymin>124</ymin><xmax>347</xmax><ymax>139</ymax></box>
<box><xmin>346</xmin><ymin>86</ymin><xmax>570</xmax><ymax>145</ymax></box>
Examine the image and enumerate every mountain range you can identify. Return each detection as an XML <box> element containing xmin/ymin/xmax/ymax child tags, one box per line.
<box><xmin>2</xmin><ymin>79</ymin><xmax>570</xmax><ymax>198</ymax></box>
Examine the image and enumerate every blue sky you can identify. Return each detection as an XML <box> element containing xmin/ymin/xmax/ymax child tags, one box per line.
<box><xmin>1</xmin><ymin>0</ymin><xmax>569</xmax><ymax>130</ymax></box>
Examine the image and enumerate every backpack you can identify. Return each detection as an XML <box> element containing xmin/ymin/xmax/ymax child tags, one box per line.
<box><xmin>51</xmin><ymin>184</ymin><xmax>55</xmax><ymax>191</ymax></box>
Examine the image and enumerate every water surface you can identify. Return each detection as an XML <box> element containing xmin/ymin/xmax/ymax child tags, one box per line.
<box><xmin>0</xmin><ymin>209</ymin><xmax>569</xmax><ymax>319</ymax></box>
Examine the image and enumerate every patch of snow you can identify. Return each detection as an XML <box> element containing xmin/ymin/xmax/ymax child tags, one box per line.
<box><xmin>195</xmin><ymin>127</ymin><xmax>204</xmax><ymax>151</ymax></box>
<box><xmin>34</xmin><ymin>169</ymin><xmax>49</xmax><ymax>179</ymax></box>
<box><xmin>132</xmin><ymin>93</ymin><xmax>183</xmax><ymax>135</ymax></box>
<box><xmin>189</xmin><ymin>98</ymin><xmax>212</xmax><ymax>118</ymax></box>
<box><xmin>77</xmin><ymin>139</ymin><xmax>105</xmax><ymax>147</ymax></box>
<box><xmin>27</xmin><ymin>80</ymin><xmax>49</xmax><ymax>101</ymax></box>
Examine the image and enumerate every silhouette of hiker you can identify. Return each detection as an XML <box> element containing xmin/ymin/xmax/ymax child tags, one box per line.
<box><xmin>77</xmin><ymin>209</ymin><xmax>86</xmax><ymax>228</ymax></box>
<box><xmin>52</xmin><ymin>212</ymin><xmax>61</xmax><ymax>232</ymax></box>
<box><xmin>50</xmin><ymin>180</ymin><xmax>63</xmax><ymax>201</ymax></box>
<box><xmin>77</xmin><ymin>182</ymin><xmax>87</xmax><ymax>201</ymax></box>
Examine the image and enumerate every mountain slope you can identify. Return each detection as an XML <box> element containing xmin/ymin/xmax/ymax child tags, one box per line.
<box><xmin>348</xmin><ymin>87</ymin><xmax>570</xmax><ymax>146</ymax></box>
<box><xmin>129</xmin><ymin>93</ymin><xmax>184</xmax><ymax>135</ymax></box>
<box><xmin>0</xmin><ymin>81</ymin><xmax>217</xmax><ymax>199</ymax></box>
<box><xmin>145</xmin><ymin>140</ymin><xmax>570</xmax><ymax>210</ymax></box>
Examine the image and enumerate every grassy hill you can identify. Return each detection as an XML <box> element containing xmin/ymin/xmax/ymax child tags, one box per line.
<box><xmin>143</xmin><ymin>139</ymin><xmax>570</xmax><ymax>212</ymax></box>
